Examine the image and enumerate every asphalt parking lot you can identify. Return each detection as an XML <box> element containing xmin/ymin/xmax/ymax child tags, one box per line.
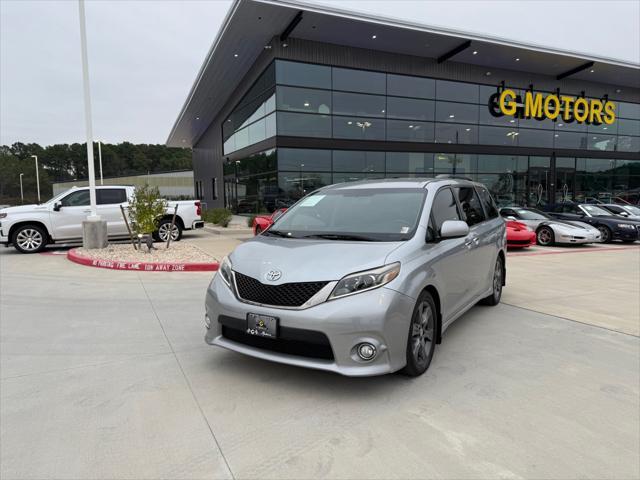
<box><xmin>1</xmin><ymin>232</ymin><xmax>639</xmax><ymax>479</ymax></box>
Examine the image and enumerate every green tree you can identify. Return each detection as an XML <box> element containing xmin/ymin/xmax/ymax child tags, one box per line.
<box><xmin>127</xmin><ymin>185</ymin><xmax>167</xmax><ymax>235</ymax></box>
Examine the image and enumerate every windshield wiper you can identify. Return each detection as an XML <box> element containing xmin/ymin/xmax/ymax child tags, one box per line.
<box><xmin>300</xmin><ymin>233</ymin><xmax>378</xmax><ymax>242</ymax></box>
<box><xmin>262</xmin><ymin>229</ymin><xmax>290</xmax><ymax>238</ymax></box>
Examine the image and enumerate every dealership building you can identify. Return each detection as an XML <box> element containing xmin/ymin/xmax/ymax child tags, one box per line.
<box><xmin>167</xmin><ymin>0</ymin><xmax>640</xmax><ymax>213</ymax></box>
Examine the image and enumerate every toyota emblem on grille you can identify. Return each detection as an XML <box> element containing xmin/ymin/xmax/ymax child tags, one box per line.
<box><xmin>265</xmin><ymin>269</ymin><xmax>282</xmax><ymax>281</ymax></box>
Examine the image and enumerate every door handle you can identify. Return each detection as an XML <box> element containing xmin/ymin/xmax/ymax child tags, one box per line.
<box><xmin>464</xmin><ymin>238</ymin><xmax>475</xmax><ymax>248</ymax></box>
<box><xmin>83</xmin><ymin>209</ymin><xmax>91</xmax><ymax>213</ymax></box>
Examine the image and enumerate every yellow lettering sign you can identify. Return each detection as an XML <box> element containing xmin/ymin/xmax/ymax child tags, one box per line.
<box><xmin>499</xmin><ymin>89</ymin><xmax>517</xmax><ymax>116</ymax></box>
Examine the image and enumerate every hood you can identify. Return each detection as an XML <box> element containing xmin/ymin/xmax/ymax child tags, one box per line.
<box><xmin>0</xmin><ymin>203</ymin><xmax>49</xmax><ymax>214</ymax></box>
<box><xmin>229</xmin><ymin>236</ymin><xmax>404</xmax><ymax>284</ymax></box>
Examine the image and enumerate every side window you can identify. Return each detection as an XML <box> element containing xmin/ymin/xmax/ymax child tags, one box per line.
<box><xmin>454</xmin><ymin>187</ymin><xmax>486</xmax><ymax>227</ymax></box>
<box><xmin>477</xmin><ymin>187</ymin><xmax>499</xmax><ymax>219</ymax></box>
<box><xmin>60</xmin><ymin>190</ymin><xmax>90</xmax><ymax>207</ymax></box>
<box><xmin>500</xmin><ymin>208</ymin><xmax>514</xmax><ymax>218</ymax></box>
<box><xmin>431</xmin><ymin>188</ymin><xmax>461</xmax><ymax>236</ymax></box>
<box><xmin>97</xmin><ymin>189</ymin><xmax>127</xmax><ymax>205</ymax></box>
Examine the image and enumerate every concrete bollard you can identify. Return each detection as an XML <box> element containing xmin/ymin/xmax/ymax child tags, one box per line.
<box><xmin>82</xmin><ymin>219</ymin><xmax>108</xmax><ymax>249</ymax></box>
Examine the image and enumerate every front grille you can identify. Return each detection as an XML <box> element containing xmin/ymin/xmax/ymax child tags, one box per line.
<box><xmin>234</xmin><ymin>271</ymin><xmax>328</xmax><ymax>307</ymax></box>
<box><xmin>219</xmin><ymin>316</ymin><xmax>334</xmax><ymax>360</ymax></box>
<box><xmin>509</xmin><ymin>239</ymin><xmax>531</xmax><ymax>245</ymax></box>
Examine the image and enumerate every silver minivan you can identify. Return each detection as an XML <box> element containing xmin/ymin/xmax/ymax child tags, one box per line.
<box><xmin>205</xmin><ymin>178</ymin><xmax>506</xmax><ymax>377</ymax></box>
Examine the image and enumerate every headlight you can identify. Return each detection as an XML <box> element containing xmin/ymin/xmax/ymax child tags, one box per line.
<box><xmin>617</xmin><ymin>224</ymin><xmax>636</xmax><ymax>230</ymax></box>
<box><xmin>329</xmin><ymin>263</ymin><xmax>400</xmax><ymax>300</ymax></box>
<box><xmin>217</xmin><ymin>256</ymin><xmax>233</xmax><ymax>287</ymax></box>
<box><xmin>0</xmin><ymin>213</ymin><xmax>6</xmax><ymax>219</ymax></box>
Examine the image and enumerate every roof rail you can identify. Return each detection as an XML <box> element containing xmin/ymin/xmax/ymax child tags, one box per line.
<box><xmin>435</xmin><ymin>174</ymin><xmax>474</xmax><ymax>181</ymax></box>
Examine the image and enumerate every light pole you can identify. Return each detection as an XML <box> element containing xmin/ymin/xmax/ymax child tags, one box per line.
<box><xmin>19</xmin><ymin>173</ymin><xmax>24</xmax><ymax>204</ymax></box>
<box><xmin>98</xmin><ymin>140</ymin><xmax>103</xmax><ymax>185</ymax></box>
<box><xmin>31</xmin><ymin>155</ymin><xmax>40</xmax><ymax>202</ymax></box>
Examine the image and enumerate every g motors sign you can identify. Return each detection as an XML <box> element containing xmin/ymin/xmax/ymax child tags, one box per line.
<box><xmin>488</xmin><ymin>87</ymin><xmax>616</xmax><ymax>125</ymax></box>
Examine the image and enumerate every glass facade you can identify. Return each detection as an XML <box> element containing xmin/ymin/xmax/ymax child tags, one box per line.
<box><xmin>221</xmin><ymin>60</ymin><xmax>640</xmax><ymax>213</ymax></box>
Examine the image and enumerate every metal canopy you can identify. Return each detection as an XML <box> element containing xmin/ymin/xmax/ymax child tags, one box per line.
<box><xmin>167</xmin><ymin>0</ymin><xmax>640</xmax><ymax>147</ymax></box>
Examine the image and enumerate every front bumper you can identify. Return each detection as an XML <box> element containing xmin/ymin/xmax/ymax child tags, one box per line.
<box><xmin>204</xmin><ymin>274</ymin><xmax>415</xmax><ymax>376</ymax></box>
<box><xmin>612</xmin><ymin>228</ymin><xmax>638</xmax><ymax>242</ymax></box>
<box><xmin>555</xmin><ymin>232</ymin><xmax>602</xmax><ymax>244</ymax></box>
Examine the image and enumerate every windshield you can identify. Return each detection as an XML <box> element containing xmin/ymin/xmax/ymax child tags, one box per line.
<box><xmin>515</xmin><ymin>208</ymin><xmax>549</xmax><ymax>220</ymax></box>
<box><xmin>582</xmin><ymin>205</ymin><xmax>612</xmax><ymax>216</ymax></box>
<box><xmin>267</xmin><ymin>188</ymin><xmax>426</xmax><ymax>241</ymax></box>
<box><xmin>622</xmin><ymin>205</ymin><xmax>640</xmax><ymax>215</ymax></box>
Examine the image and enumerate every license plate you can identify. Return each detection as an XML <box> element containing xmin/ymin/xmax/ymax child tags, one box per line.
<box><xmin>246</xmin><ymin>313</ymin><xmax>278</xmax><ymax>339</ymax></box>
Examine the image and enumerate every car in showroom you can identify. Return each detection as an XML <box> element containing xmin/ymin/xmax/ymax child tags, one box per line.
<box><xmin>500</xmin><ymin>207</ymin><xmax>601</xmax><ymax>246</ymax></box>
<box><xmin>597</xmin><ymin>203</ymin><xmax>640</xmax><ymax>220</ymax></box>
<box><xmin>505</xmin><ymin>220</ymin><xmax>536</xmax><ymax>248</ymax></box>
<box><xmin>0</xmin><ymin>185</ymin><xmax>204</xmax><ymax>253</ymax></box>
<box><xmin>205</xmin><ymin>178</ymin><xmax>506</xmax><ymax>377</ymax></box>
<box><xmin>252</xmin><ymin>208</ymin><xmax>287</xmax><ymax>235</ymax></box>
<box><xmin>545</xmin><ymin>202</ymin><xmax>639</xmax><ymax>243</ymax></box>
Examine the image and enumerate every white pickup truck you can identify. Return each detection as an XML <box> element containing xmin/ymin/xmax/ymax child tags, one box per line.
<box><xmin>0</xmin><ymin>185</ymin><xmax>204</xmax><ymax>253</ymax></box>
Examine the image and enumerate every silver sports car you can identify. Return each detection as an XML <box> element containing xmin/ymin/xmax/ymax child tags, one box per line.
<box><xmin>500</xmin><ymin>207</ymin><xmax>601</xmax><ymax>246</ymax></box>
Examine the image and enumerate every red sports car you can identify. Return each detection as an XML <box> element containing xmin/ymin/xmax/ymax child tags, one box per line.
<box><xmin>506</xmin><ymin>220</ymin><xmax>536</xmax><ymax>248</ymax></box>
<box><xmin>252</xmin><ymin>208</ymin><xmax>287</xmax><ymax>235</ymax></box>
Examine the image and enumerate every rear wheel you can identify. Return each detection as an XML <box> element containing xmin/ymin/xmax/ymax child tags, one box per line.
<box><xmin>12</xmin><ymin>224</ymin><xmax>47</xmax><ymax>254</ymax></box>
<box><xmin>536</xmin><ymin>226</ymin><xmax>555</xmax><ymax>246</ymax></box>
<box><xmin>597</xmin><ymin>225</ymin><xmax>612</xmax><ymax>243</ymax></box>
<box><xmin>480</xmin><ymin>256</ymin><xmax>503</xmax><ymax>306</ymax></box>
<box><xmin>254</xmin><ymin>226</ymin><xmax>262</xmax><ymax>235</ymax></box>
<box><xmin>402</xmin><ymin>291</ymin><xmax>437</xmax><ymax>377</ymax></box>
<box><xmin>154</xmin><ymin>219</ymin><xmax>182</xmax><ymax>242</ymax></box>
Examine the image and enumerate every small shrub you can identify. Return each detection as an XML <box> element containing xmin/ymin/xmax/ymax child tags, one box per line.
<box><xmin>203</xmin><ymin>208</ymin><xmax>233</xmax><ymax>227</ymax></box>
<box><xmin>128</xmin><ymin>185</ymin><xmax>167</xmax><ymax>235</ymax></box>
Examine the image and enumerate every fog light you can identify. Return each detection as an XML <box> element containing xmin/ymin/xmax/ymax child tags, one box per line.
<box><xmin>357</xmin><ymin>343</ymin><xmax>376</xmax><ymax>361</ymax></box>
<box><xmin>205</xmin><ymin>314</ymin><xmax>211</xmax><ymax>329</ymax></box>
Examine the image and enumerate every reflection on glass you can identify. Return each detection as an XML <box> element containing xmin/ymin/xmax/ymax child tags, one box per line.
<box><xmin>434</xmin><ymin>123</ymin><xmax>478</xmax><ymax>144</ymax></box>
<box><xmin>479</xmin><ymin>126</ymin><xmax>520</xmax><ymax>146</ymax></box>
<box><xmin>477</xmin><ymin>155</ymin><xmax>528</xmax><ymax>173</ymax></box>
<box><xmin>278</xmin><ymin>148</ymin><xmax>331</xmax><ymax>171</ymax></box>
<box><xmin>554</xmin><ymin>131</ymin><xmax>587</xmax><ymax>150</ymax></box>
<box><xmin>435</xmin><ymin>102</ymin><xmax>479</xmax><ymax>124</ymax></box>
<box><xmin>518</xmin><ymin>128</ymin><xmax>554</xmax><ymax>148</ymax></box>
<box><xmin>278</xmin><ymin>171</ymin><xmax>332</xmax><ymax>202</ymax></box>
<box><xmin>387</xmin><ymin>97</ymin><xmax>434</xmax><ymax>121</ymax></box>
<box><xmin>332</xmin><ymin>117</ymin><xmax>386</xmax><ymax>140</ymax></box>
<box><xmin>332</xmin><ymin>172</ymin><xmax>385</xmax><ymax>184</ymax></box>
<box><xmin>332</xmin><ymin>92</ymin><xmax>386</xmax><ymax>117</ymax></box>
<box><xmin>386</xmin><ymin>152</ymin><xmax>434</xmax><ymax>173</ymax></box>
<box><xmin>387</xmin><ymin>74</ymin><xmax>435</xmax><ymax>99</ymax></box>
<box><xmin>277</xmin><ymin>112</ymin><xmax>331</xmax><ymax>137</ymax></box>
<box><xmin>332</xmin><ymin>67</ymin><xmax>386</xmax><ymax>94</ymax></box>
<box><xmin>436</xmin><ymin>80</ymin><xmax>479</xmax><ymax>103</ymax></box>
<box><xmin>276</xmin><ymin>86</ymin><xmax>331</xmax><ymax>114</ymax></box>
<box><xmin>276</xmin><ymin>60</ymin><xmax>331</xmax><ymax>89</ymax></box>
<box><xmin>588</xmin><ymin>134</ymin><xmax>617</xmax><ymax>151</ymax></box>
<box><xmin>333</xmin><ymin>151</ymin><xmax>385</xmax><ymax>172</ymax></box>
<box><xmin>386</xmin><ymin>120</ymin><xmax>434</xmax><ymax>142</ymax></box>
<box><xmin>434</xmin><ymin>153</ymin><xmax>476</xmax><ymax>174</ymax></box>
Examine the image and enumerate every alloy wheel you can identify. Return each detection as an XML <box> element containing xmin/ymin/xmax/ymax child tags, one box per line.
<box><xmin>411</xmin><ymin>300</ymin><xmax>434</xmax><ymax>369</ymax></box>
<box><xmin>597</xmin><ymin>226</ymin><xmax>610</xmax><ymax>242</ymax></box>
<box><xmin>492</xmin><ymin>258</ymin><xmax>503</xmax><ymax>301</ymax></box>
<box><xmin>537</xmin><ymin>228</ymin><xmax>552</xmax><ymax>246</ymax></box>
<box><xmin>158</xmin><ymin>223</ymin><xmax>179</xmax><ymax>242</ymax></box>
<box><xmin>16</xmin><ymin>228</ymin><xmax>43</xmax><ymax>252</ymax></box>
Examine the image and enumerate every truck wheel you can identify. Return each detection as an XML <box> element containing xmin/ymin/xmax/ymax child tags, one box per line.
<box><xmin>12</xmin><ymin>224</ymin><xmax>48</xmax><ymax>253</ymax></box>
<box><xmin>155</xmin><ymin>218</ymin><xmax>182</xmax><ymax>242</ymax></box>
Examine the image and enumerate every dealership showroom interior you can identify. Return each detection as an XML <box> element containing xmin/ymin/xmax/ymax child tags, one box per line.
<box><xmin>0</xmin><ymin>0</ymin><xmax>639</xmax><ymax>479</ymax></box>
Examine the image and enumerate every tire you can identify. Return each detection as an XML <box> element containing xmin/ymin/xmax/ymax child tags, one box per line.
<box><xmin>480</xmin><ymin>256</ymin><xmax>504</xmax><ymax>306</ymax></box>
<box><xmin>402</xmin><ymin>291</ymin><xmax>437</xmax><ymax>377</ymax></box>
<box><xmin>11</xmin><ymin>224</ymin><xmax>47</xmax><ymax>254</ymax></box>
<box><xmin>155</xmin><ymin>218</ymin><xmax>182</xmax><ymax>242</ymax></box>
<box><xmin>597</xmin><ymin>225</ymin><xmax>612</xmax><ymax>244</ymax></box>
<box><xmin>536</xmin><ymin>226</ymin><xmax>555</xmax><ymax>246</ymax></box>
<box><xmin>254</xmin><ymin>226</ymin><xmax>262</xmax><ymax>236</ymax></box>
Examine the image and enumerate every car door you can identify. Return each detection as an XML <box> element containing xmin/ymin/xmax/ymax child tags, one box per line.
<box><xmin>475</xmin><ymin>186</ymin><xmax>504</xmax><ymax>295</ymax></box>
<box><xmin>427</xmin><ymin>187</ymin><xmax>475</xmax><ymax>318</ymax></box>
<box><xmin>50</xmin><ymin>189</ymin><xmax>91</xmax><ymax>239</ymax></box>
<box><xmin>96</xmin><ymin>188</ymin><xmax>128</xmax><ymax>236</ymax></box>
<box><xmin>452</xmin><ymin>186</ymin><xmax>490</xmax><ymax>299</ymax></box>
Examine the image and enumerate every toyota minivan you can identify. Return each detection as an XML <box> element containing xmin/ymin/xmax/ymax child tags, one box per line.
<box><xmin>205</xmin><ymin>178</ymin><xmax>506</xmax><ymax>377</ymax></box>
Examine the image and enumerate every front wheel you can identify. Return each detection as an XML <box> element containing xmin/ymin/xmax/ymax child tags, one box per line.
<box><xmin>154</xmin><ymin>219</ymin><xmax>182</xmax><ymax>242</ymax></box>
<box><xmin>597</xmin><ymin>225</ymin><xmax>612</xmax><ymax>244</ymax></box>
<box><xmin>12</xmin><ymin>224</ymin><xmax>47</xmax><ymax>253</ymax></box>
<box><xmin>402</xmin><ymin>291</ymin><xmax>437</xmax><ymax>377</ymax></box>
<box><xmin>480</xmin><ymin>256</ymin><xmax>503</xmax><ymax>306</ymax></box>
<box><xmin>536</xmin><ymin>226</ymin><xmax>555</xmax><ymax>246</ymax></box>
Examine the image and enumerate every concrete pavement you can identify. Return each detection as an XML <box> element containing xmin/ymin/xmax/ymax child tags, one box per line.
<box><xmin>0</xmin><ymin>235</ymin><xmax>639</xmax><ymax>479</ymax></box>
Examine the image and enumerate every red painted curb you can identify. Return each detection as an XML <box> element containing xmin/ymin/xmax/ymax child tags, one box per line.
<box><xmin>67</xmin><ymin>248</ymin><xmax>219</xmax><ymax>272</ymax></box>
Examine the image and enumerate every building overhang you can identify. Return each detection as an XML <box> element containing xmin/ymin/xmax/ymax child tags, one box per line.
<box><xmin>167</xmin><ymin>0</ymin><xmax>640</xmax><ymax>148</ymax></box>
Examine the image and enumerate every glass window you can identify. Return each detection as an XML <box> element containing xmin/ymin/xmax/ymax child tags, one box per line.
<box><xmin>518</xmin><ymin>128</ymin><xmax>554</xmax><ymax>148</ymax></box>
<box><xmin>265</xmin><ymin>112</ymin><xmax>276</xmax><ymax>138</ymax></box>
<box><xmin>277</xmin><ymin>112</ymin><xmax>331</xmax><ymax>138</ymax></box>
<box><xmin>453</xmin><ymin>187</ymin><xmax>486</xmax><ymax>226</ymax></box>
<box><xmin>276</xmin><ymin>60</ymin><xmax>331</xmax><ymax>89</ymax></box>
<box><xmin>332</xmin><ymin>92</ymin><xmax>386</xmax><ymax>118</ymax></box>
<box><xmin>518</xmin><ymin>116</ymin><xmax>555</xmax><ymax>130</ymax></box>
<box><xmin>278</xmin><ymin>171</ymin><xmax>332</xmax><ymax>203</ymax></box>
<box><xmin>434</xmin><ymin>123</ymin><xmax>478</xmax><ymax>144</ymax></box>
<box><xmin>576</xmin><ymin>158</ymin><xmax>616</xmax><ymax>173</ymax></box>
<box><xmin>387</xmin><ymin>74</ymin><xmax>435</xmax><ymax>99</ymax></box>
<box><xmin>618</xmin><ymin>119</ymin><xmax>640</xmax><ymax>136</ymax></box>
<box><xmin>588</xmin><ymin>122</ymin><xmax>616</xmax><ymax>135</ymax></box>
<box><xmin>278</xmin><ymin>149</ymin><xmax>331</xmax><ymax>171</ymax></box>
<box><xmin>386</xmin><ymin>97</ymin><xmax>434</xmax><ymax>121</ymax></box>
<box><xmin>476</xmin><ymin>186</ymin><xmax>499</xmax><ymax>218</ymax></box>
<box><xmin>333</xmin><ymin>151</ymin><xmax>385</xmax><ymax>173</ymax></box>
<box><xmin>332</xmin><ymin>117</ymin><xmax>385</xmax><ymax>140</ymax></box>
<box><xmin>332</xmin><ymin>172</ymin><xmax>385</xmax><ymax>184</ymax></box>
<box><xmin>434</xmin><ymin>153</ymin><xmax>476</xmax><ymax>175</ymax></box>
<box><xmin>332</xmin><ymin>67</ymin><xmax>386</xmax><ymax>94</ymax></box>
<box><xmin>234</xmin><ymin>127</ymin><xmax>249</xmax><ymax>151</ymax></box>
<box><xmin>618</xmin><ymin>102</ymin><xmax>640</xmax><ymax>120</ymax></box>
<box><xmin>617</xmin><ymin>136</ymin><xmax>640</xmax><ymax>152</ymax></box>
<box><xmin>530</xmin><ymin>156</ymin><xmax>551</xmax><ymax>168</ymax></box>
<box><xmin>555</xmin><ymin>120</ymin><xmax>587</xmax><ymax>132</ymax></box>
<box><xmin>60</xmin><ymin>190</ymin><xmax>90</xmax><ymax>207</ymax></box>
<box><xmin>386</xmin><ymin>120</ymin><xmax>434</xmax><ymax>143</ymax></box>
<box><xmin>476</xmin><ymin>173</ymin><xmax>527</xmax><ymax>207</ymax></box>
<box><xmin>386</xmin><ymin>152</ymin><xmax>434</xmax><ymax>174</ymax></box>
<box><xmin>276</xmin><ymin>86</ymin><xmax>331</xmax><ymax>114</ymax></box>
<box><xmin>479</xmin><ymin>105</ymin><xmax>518</xmax><ymax>127</ymax></box>
<box><xmin>436</xmin><ymin>80</ymin><xmax>479</xmax><ymax>103</ymax></box>
<box><xmin>97</xmin><ymin>189</ymin><xmax>127</xmax><ymax>205</ymax></box>
<box><xmin>477</xmin><ymin>155</ymin><xmax>527</xmax><ymax>173</ymax></box>
<box><xmin>588</xmin><ymin>134</ymin><xmax>617</xmax><ymax>151</ymax></box>
<box><xmin>430</xmin><ymin>188</ymin><xmax>461</xmax><ymax>235</ymax></box>
<box><xmin>554</xmin><ymin>131</ymin><xmax>588</xmax><ymax>150</ymax></box>
<box><xmin>248</xmin><ymin>118</ymin><xmax>266</xmax><ymax>144</ymax></box>
<box><xmin>435</xmin><ymin>102</ymin><xmax>479</xmax><ymax>124</ymax></box>
<box><xmin>479</xmin><ymin>126</ymin><xmax>521</xmax><ymax>146</ymax></box>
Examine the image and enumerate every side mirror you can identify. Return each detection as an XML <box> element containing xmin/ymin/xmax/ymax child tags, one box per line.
<box><xmin>53</xmin><ymin>202</ymin><xmax>62</xmax><ymax>212</ymax></box>
<box><xmin>440</xmin><ymin>220</ymin><xmax>469</xmax><ymax>239</ymax></box>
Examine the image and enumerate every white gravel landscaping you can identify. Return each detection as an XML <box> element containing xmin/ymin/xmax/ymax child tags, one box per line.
<box><xmin>75</xmin><ymin>242</ymin><xmax>217</xmax><ymax>264</ymax></box>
